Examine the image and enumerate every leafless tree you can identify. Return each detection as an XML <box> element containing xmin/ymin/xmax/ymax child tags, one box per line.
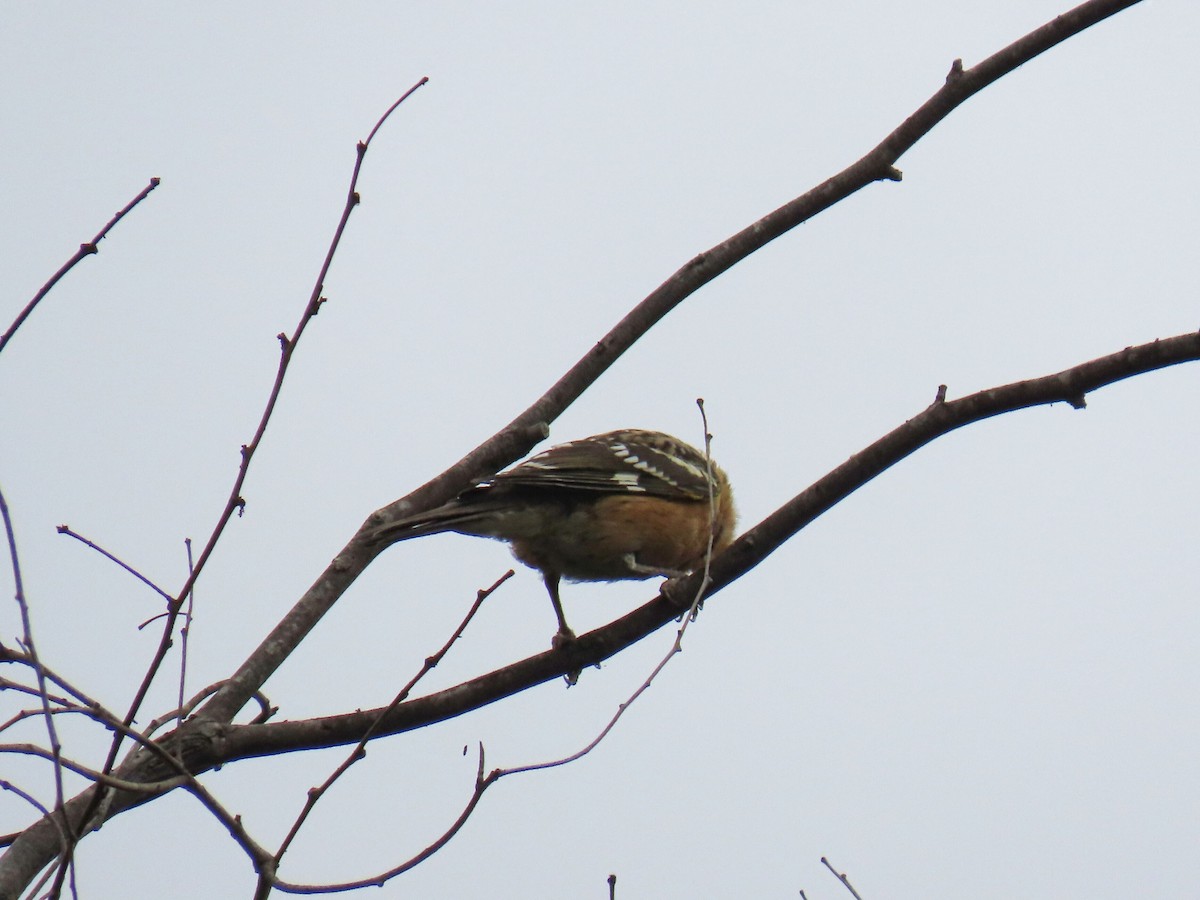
<box><xmin>1</xmin><ymin>1</ymin><xmax>1189</xmax><ymax>896</ymax></box>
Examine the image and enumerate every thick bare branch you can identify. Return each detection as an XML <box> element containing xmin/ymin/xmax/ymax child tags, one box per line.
<box><xmin>211</xmin><ymin>331</ymin><xmax>1200</xmax><ymax>763</ymax></box>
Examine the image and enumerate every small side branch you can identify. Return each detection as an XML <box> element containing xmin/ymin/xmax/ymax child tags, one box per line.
<box><xmin>270</xmin><ymin>746</ymin><xmax>497</xmax><ymax>895</ymax></box>
<box><xmin>261</xmin><ymin>570</ymin><xmax>508</xmax><ymax>894</ymax></box>
<box><xmin>108</xmin><ymin>76</ymin><xmax>429</xmax><ymax>763</ymax></box>
<box><xmin>1</xmin><ymin>178</ymin><xmax>160</xmax><ymax>355</ymax></box>
<box><xmin>55</xmin><ymin>525</ymin><xmax>174</xmax><ymax>606</ymax></box>
<box><xmin>0</xmin><ymin>486</ymin><xmax>74</xmax><ymax>855</ymax></box>
<box><xmin>821</xmin><ymin>856</ymin><xmax>865</xmax><ymax>900</ymax></box>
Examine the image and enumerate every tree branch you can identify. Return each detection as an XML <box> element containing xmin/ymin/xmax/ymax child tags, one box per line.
<box><xmin>206</xmin><ymin>331</ymin><xmax>1200</xmax><ymax>764</ymax></box>
<box><xmin>196</xmin><ymin>0</ymin><xmax>1148</xmax><ymax>733</ymax></box>
<box><xmin>0</xmin><ymin>2</ymin><xmax>1159</xmax><ymax>893</ymax></box>
<box><xmin>3</xmin><ymin>325</ymin><xmax>1192</xmax><ymax>899</ymax></box>
<box><xmin>0</xmin><ymin>178</ymin><xmax>160</xmax><ymax>356</ymax></box>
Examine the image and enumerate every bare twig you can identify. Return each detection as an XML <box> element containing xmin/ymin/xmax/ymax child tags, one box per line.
<box><xmin>1</xmin><ymin>178</ymin><xmax>160</xmax><ymax>355</ymax></box>
<box><xmin>145</xmin><ymin>682</ymin><xmax>275</xmax><ymax>736</ymax></box>
<box><xmin>177</xmin><ymin>537</ymin><xmax>196</xmax><ymax>758</ymax></box>
<box><xmin>821</xmin><ymin>857</ymin><xmax>864</xmax><ymax>900</ymax></box>
<box><xmin>196</xmin><ymin>80</ymin><xmax>433</xmax><ymax>728</ymax></box>
<box><xmin>81</xmin><ymin>77</ymin><xmax>429</xmax><ymax>840</ymax></box>
<box><xmin>259</xmin><ymin>571</ymin><xmax>510</xmax><ymax>897</ymax></box>
<box><xmin>270</xmin><ymin>746</ymin><xmax>496</xmax><ymax>895</ymax></box>
<box><xmin>55</xmin><ymin>525</ymin><xmax>174</xmax><ymax>605</ymax></box>
<box><xmin>0</xmin><ymin>486</ymin><xmax>74</xmax><ymax>857</ymax></box>
<box><xmin>685</xmin><ymin>396</ymin><xmax>719</xmax><ymax>623</ymax></box>
<box><xmin>178</xmin><ymin>779</ymin><xmax>275</xmax><ymax>877</ymax></box>
<box><xmin>0</xmin><ymin>702</ymin><xmax>92</xmax><ymax>736</ymax></box>
<box><xmin>0</xmin><ymin>658</ymin><xmax>122</xmax><ymax>732</ymax></box>
<box><xmin>1</xmin><ymin>744</ymin><xmax>190</xmax><ymax>794</ymax></box>
<box><xmin>0</xmin><ymin>780</ymin><xmax>69</xmax><ymax>880</ymax></box>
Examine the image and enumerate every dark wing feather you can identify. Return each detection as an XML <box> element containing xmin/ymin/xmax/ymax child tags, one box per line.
<box><xmin>491</xmin><ymin>429</ymin><xmax>714</xmax><ymax>501</ymax></box>
<box><xmin>370</xmin><ymin>429</ymin><xmax>720</xmax><ymax>547</ymax></box>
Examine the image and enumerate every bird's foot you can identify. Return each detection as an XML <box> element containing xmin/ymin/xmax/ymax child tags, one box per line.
<box><xmin>551</xmin><ymin>626</ymin><xmax>577</xmax><ymax>651</ymax></box>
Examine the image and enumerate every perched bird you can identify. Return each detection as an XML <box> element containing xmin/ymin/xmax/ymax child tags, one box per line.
<box><xmin>370</xmin><ymin>429</ymin><xmax>736</xmax><ymax>641</ymax></box>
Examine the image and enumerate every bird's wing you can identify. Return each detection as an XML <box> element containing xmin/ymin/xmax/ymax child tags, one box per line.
<box><xmin>492</xmin><ymin>430</ymin><xmax>715</xmax><ymax>501</ymax></box>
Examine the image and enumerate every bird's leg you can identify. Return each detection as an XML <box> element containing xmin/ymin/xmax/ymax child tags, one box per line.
<box><xmin>543</xmin><ymin>571</ymin><xmax>576</xmax><ymax>646</ymax></box>
<box><xmin>622</xmin><ymin>552</ymin><xmax>687</xmax><ymax>578</ymax></box>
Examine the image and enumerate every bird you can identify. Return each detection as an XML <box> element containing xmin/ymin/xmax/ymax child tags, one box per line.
<box><xmin>370</xmin><ymin>429</ymin><xmax>736</xmax><ymax>642</ymax></box>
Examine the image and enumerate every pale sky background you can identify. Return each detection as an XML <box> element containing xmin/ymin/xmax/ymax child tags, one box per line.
<box><xmin>2</xmin><ymin>3</ymin><xmax>1198</xmax><ymax>898</ymax></box>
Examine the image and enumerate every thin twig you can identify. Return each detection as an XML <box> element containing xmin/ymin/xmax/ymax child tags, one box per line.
<box><xmin>260</xmin><ymin>571</ymin><xmax>509</xmax><ymax>896</ymax></box>
<box><xmin>270</xmin><ymin>746</ymin><xmax>496</xmax><ymax>895</ymax></box>
<box><xmin>0</xmin><ymin>781</ymin><xmax>65</xmax><ymax>849</ymax></box>
<box><xmin>1</xmin><ymin>178</ymin><xmax>160</xmax><ymax>355</ymax></box>
<box><xmin>177</xmin><ymin>537</ymin><xmax>196</xmax><ymax>760</ymax></box>
<box><xmin>55</xmin><ymin>525</ymin><xmax>174</xmax><ymax>605</ymax></box>
<box><xmin>0</xmin><ymin>658</ymin><xmax>122</xmax><ymax>732</ymax></box>
<box><xmin>1</xmin><ymin>744</ymin><xmax>191</xmax><ymax>794</ymax></box>
<box><xmin>0</xmin><ymin>487</ymin><xmax>74</xmax><ymax>852</ymax></box>
<box><xmin>79</xmin><ymin>77</ymin><xmax>429</xmax><ymax>840</ymax></box>
<box><xmin>685</xmin><ymin>396</ymin><xmax>718</xmax><ymax>623</ymax></box>
<box><xmin>0</xmin><ymin>779</ymin><xmax>73</xmax><ymax>899</ymax></box>
<box><xmin>0</xmin><ymin>681</ymin><xmax>79</xmax><ymax>724</ymax></box>
<box><xmin>821</xmin><ymin>857</ymin><xmax>864</xmax><ymax>900</ymax></box>
<box><xmin>145</xmin><ymin>682</ymin><xmax>275</xmax><ymax>736</ymax></box>
<box><xmin>0</xmin><ymin>703</ymin><xmax>93</xmax><ymax>737</ymax></box>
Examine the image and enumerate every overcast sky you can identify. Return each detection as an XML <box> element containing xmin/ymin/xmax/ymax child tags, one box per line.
<box><xmin>3</xmin><ymin>2</ymin><xmax>1198</xmax><ymax>898</ymax></box>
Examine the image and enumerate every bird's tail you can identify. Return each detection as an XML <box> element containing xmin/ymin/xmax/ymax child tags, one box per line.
<box><xmin>368</xmin><ymin>498</ymin><xmax>507</xmax><ymax>547</ymax></box>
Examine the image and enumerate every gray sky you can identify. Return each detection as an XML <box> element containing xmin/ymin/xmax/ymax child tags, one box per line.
<box><xmin>3</xmin><ymin>2</ymin><xmax>1198</xmax><ymax>897</ymax></box>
